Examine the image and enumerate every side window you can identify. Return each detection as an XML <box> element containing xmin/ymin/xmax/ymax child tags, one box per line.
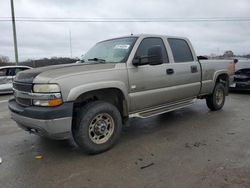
<box><xmin>168</xmin><ymin>38</ymin><xmax>194</xmax><ymax>63</ymax></box>
<box><xmin>135</xmin><ymin>37</ymin><xmax>169</xmax><ymax>63</ymax></box>
<box><xmin>6</xmin><ymin>68</ymin><xmax>16</xmax><ymax>76</ymax></box>
<box><xmin>0</xmin><ymin>68</ymin><xmax>7</xmax><ymax>76</ymax></box>
<box><xmin>15</xmin><ymin>67</ymin><xmax>29</xmax><ymax>74</ymax></box>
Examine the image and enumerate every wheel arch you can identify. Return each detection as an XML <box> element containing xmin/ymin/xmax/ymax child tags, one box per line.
<box><xmin>72</xmin><ymin>87</ymin><xmax>129</xmax><ymax>120</ymax></box>
<box><xmin>212</xmin><ymin>71</ymin><xmax>229</xmax><ymax>95</ymax></box>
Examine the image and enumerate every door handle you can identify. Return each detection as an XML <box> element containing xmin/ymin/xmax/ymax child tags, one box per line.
<box><xmin>190</xmin><ymin>65</ymin><xmax>198</xmax><ymax>73</ymax></box>
<box><xmin>166</xmin><ymin>68</ymin><xmax>174</xmax><ymax>75</ymax></box>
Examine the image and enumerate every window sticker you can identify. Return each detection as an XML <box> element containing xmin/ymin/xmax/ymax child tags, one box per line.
<box><xmin>114</xmin><ymin>44</ymin><xmax>130</xmax><ymax>49</ymax></box>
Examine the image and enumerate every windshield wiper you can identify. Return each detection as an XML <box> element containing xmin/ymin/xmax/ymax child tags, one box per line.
<box><xmin>88</xmin><ymin>58</ymin><xmax>106</xmax><ymax>63</ymax></box>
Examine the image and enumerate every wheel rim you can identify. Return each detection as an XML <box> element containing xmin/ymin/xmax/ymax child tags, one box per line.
<box><xmin>215</xmin><ymin>88</ymin><xmax>224</xmax><ymax>106</ymax></box>
<box><xmin>88</xmin><ymin>113</ymin><xmax>115</xmax><ymax>144</ymax></box>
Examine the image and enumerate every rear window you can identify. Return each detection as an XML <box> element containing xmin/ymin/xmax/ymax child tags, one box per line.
<box><xmin>168</xmin><ymin>38</ymin><xmax>194</xmax><ymax>63</ymax></box>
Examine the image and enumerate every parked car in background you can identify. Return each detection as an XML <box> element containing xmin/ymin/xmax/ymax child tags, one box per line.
<box><xmin>230</xmin><ymin>60</ymin><xmax>250</xmax><ymax>90</ymax></box>
<box><xmin>0</xmin><ymin>65</ymin><xmax>31</xmax><ymax>94</ymax></box>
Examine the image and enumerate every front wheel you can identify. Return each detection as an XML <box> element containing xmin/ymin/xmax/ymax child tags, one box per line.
<box><xmin>72</xmin><ymin>101</ymin><xmax>122</xmax><ymax>154</ymax></box>
<box><xmin>206</xmin><ymin>83</ymin><xmax>226</xmax><ymax>111</ymax></box>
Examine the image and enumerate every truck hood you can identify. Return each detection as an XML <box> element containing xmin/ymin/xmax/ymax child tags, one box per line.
<box><xmin>15</xmin><ymin>63</ymin><xmax>116</xmax><ymax>83</ymax></box>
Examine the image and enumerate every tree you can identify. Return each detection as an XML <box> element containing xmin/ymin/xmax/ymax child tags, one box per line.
<box><xmin>223</xmin><ymin>51</ymin><xmax>234</xmax><ymax>58</ymax></box>
<box><xmin>0</xmin><ymin>55</ymin><xmax>10</xmax><ymax>63</ymax></box>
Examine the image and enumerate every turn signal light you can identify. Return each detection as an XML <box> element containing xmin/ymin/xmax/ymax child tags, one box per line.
<box><xmin>48</xmin><ymin>99</ymin><xmax>63</xmax><ymax>106</ymax></box>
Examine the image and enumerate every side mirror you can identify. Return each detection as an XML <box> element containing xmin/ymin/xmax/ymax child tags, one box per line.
<box><xmin>132</xmin><ymin>56</ymin><xmax>149</xmax><ymax>66</ymax></box>
<box><xmin>132</xmin><ymin>56</ymin><xmax>140</xmax><ymax>66</ymax></box>
<box><xmin>148</xmin><ymin>46</ymin><xmax>163</xmax><ymax>65</ymax></box>
<box><xmin>132</xmin><ymin>45</ymin><xmax>164</xmax><ymax>66</ymax></box>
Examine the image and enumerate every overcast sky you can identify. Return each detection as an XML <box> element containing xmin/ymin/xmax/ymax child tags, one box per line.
<box><xmin>0</xmin><ymin>0</ymin><xmax>250</xmax><ymax>61</ymax></box>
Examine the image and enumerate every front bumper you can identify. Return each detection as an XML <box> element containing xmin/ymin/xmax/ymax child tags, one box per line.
<box><xmin>8</xmin><ymin>98</ymin><xmax>73</xmax><ymax>139</ymax></box>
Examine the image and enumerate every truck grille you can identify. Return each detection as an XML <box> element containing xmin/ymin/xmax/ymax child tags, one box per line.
<box><xmin>13</xmin><ymin>82</ymin><xmax>32</xmax><ymax>92</ymax></box>
<box><xmin>13</xmin><ymin>82</ymin><xmax>33</xmax><ymax>107</ymax></box>
<box><xmin>16</xmin><ymin>97</ymin><xmax>32</xmax><ymax>106</ymax></box>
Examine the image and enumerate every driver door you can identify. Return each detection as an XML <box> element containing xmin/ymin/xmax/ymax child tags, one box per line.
<box><xmin>127</xmin><ymin>37</ymin><xmax>170</xmax><ymax>112</ymax></box>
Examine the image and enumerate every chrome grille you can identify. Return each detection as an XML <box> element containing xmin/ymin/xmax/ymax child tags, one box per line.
<box><xmin>13</xmin><ymin>82</ymin><xmax>32</xmax><ymax>106</ymax></box>
<box><xmin>13</xmin><ymin>82</ymin><xmax>32</xmax><ymax>92</ymax></box>
<box><xmin>16</xmin><ymin>97</ymin><xmax>32</xmax><ymax>106</ymax></box>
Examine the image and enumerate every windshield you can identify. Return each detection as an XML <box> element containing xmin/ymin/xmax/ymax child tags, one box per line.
<box><xmin>81</xmin><ymin>37</ymin><xmax>138</xmax><ymax>63</ymax></box>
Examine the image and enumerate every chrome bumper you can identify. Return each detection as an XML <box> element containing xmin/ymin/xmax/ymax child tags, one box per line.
<box><xmin>13</xmin><ymin>88</ymin><xmax>61</xmax><ymax>100</ymax></box>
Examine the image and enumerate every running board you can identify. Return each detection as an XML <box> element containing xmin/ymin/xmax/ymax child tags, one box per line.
<box><xmin>129</xmin><ymin>100</ymin><xmax>194</xmax><ymax>118</ymax></box>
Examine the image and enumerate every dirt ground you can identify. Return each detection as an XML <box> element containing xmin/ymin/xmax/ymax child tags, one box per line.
<box><xmin>0</xmin><ymin>91</ymin><xmax>250</xmax><ymax>188</ymax></box>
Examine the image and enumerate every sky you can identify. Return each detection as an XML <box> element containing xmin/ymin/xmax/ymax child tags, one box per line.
<box><xmin>0</xmin><ymin>0</ymin><xmax>250</xmax><ymax>61</ymax></box>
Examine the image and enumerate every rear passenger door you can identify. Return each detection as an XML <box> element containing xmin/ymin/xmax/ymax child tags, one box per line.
<box><xmin>6</xmin><ymin>68</ymin><xmax>17</xmax><ymax>83</ymax></box>
<box><xmin>167</xmin><ymin>38</ymin><xmax>201</xmax><ymax>100</ymax></box>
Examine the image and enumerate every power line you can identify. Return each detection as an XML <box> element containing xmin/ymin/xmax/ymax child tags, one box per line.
<box><xmin>1</xmin><ymin>16</ymin><xmax>250</xmax><ymax>19</ymax></box>
<box><xmin>0</xmin><ymin>17</ymin><xmax>250</xmax><ymax>23</ymax></box>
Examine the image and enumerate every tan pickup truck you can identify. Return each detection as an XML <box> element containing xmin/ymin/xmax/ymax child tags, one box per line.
<box><xmin>9</xmin><ymin>34</ymin><xmax>235</xmax><ymax>154</ymax></box>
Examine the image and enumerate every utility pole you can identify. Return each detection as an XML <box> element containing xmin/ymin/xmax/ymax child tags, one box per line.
<box><xmin>69</xmin><ymin>29</ymin><xmax>72</xmax><ymax>58</ymax></box>
<box><xmin>10</xmin><ymin>0</ymin><xmax>19</xmax><ymax>64</ymax></box>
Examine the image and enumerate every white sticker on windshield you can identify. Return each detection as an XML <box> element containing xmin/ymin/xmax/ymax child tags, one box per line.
<box><xmin>114</xmin><ymin>44</ymin><xmax>130</xmax><ymax>49</ymax></box>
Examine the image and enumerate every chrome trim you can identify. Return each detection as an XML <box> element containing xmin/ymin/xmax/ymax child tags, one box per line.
<box><xmin>13</xmin><ymin>89</ymin><xmax>61</xmax><ymax>100</ymax></box>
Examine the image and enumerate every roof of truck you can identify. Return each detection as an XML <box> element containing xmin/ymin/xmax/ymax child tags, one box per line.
<box><xmin>129</xmin><ymin>33</ymin><xmax>187</xmax><ymax>38</ymax></box>
<box><xmin>99</xmin><ymin>34</ymin><xmax>189</xmax><ymax>43</ymax></box>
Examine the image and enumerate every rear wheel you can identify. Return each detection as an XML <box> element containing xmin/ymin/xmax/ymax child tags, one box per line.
<box><xmin>206</xmin><ymin>83</ymin><xmax>226</xmax><ymax>111</ymax></box>
<box><xmin>72</xmin><ymin>101</ymin><xmax>122</xmax><ymax>154</ymax></box>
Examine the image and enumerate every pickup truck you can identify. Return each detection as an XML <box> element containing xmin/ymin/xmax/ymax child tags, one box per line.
<box><xmin>9</xmin><ymin>34</ymin><xmax>234</xmax><ymax>154</ymax></box>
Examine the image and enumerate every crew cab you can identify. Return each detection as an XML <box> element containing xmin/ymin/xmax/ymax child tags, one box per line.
<box><xmin>9</xmin><ymin>34</ymin><xmax>235</xmax><ymax>154</ymax></box>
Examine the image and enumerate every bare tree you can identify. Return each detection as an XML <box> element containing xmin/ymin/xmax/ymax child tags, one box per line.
<box><xmin>0</xmin><ymin>55</ymin><xmax>10</xmax><ymax>63</ymax></box>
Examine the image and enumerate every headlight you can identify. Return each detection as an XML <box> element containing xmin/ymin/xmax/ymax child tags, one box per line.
<box><xmin>33</xmin><ymin>84</ymin><xmax>60</xmax><ymax>93</ymax></box>
<box><xmin>32</xmin><ymin>84</ymin><xmax>62</xmax><ymax>106</ymax></box>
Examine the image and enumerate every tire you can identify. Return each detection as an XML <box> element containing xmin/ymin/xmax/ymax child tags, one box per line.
<box><xmin>72</xmin><ymin>101</ymin><xmax>122</xmax><ymax>154</ymax></box>
<box><xmin>206</xmin><ymin>83</ymin><xmax>226</xmax><ymax>111</ymax></box>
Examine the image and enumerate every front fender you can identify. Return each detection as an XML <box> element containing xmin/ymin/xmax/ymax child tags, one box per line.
<box><xmin>67</xmin><ymin>81</ymin><xmax>129</xmax><ymax>106</ymax></box>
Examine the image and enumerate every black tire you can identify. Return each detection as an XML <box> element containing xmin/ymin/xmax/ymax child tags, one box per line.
<box><xmin>72</xmin><ymin>101</ymin><xmax>122</xmax><ymax>154</ymax></box>
<box><xmin>206</xmin><ymin>83</ymin><xmax>226</xmax><ymax>111</ymax></box>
